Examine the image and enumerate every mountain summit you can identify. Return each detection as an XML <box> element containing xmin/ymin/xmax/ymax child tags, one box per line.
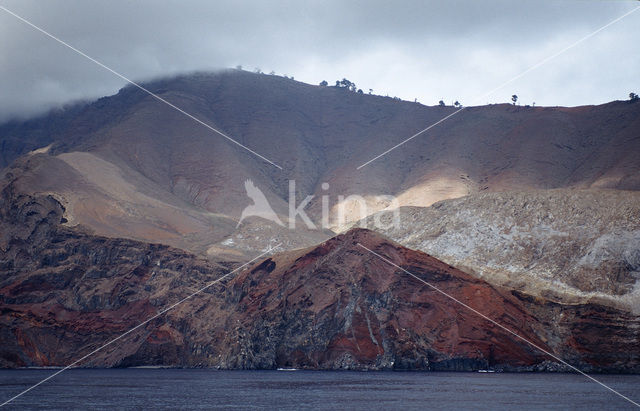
<box><xmin>1</xmin><ymin>70</ymin><xmax>639</xmax><ymax>257</ymax></box>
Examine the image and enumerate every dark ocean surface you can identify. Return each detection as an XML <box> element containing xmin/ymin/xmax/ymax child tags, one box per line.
<box><xmin>1</xmin><ymin>369</ymin><xmax>639</xmax><ymax>410</ymax></box>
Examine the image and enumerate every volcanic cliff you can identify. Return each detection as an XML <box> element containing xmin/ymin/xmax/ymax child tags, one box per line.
<box><xmin>360</xmin><ymin>189</ymin><xmax>640</xmax><ymax>311</ymax></box>
<box><xmin>1</xmin><ymin>187</ymin><xmax>638</xmax><ymax>371</ymax></box>
<box><xmin>1</xmin><ymin>70</ymin><xmax>639</xmax><ymax>371</ymax></box>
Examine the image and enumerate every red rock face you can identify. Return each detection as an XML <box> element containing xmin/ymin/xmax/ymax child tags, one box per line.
<box><xmin>224</xmin><ymin>229</ymin><xmax>550</xmax><ymax>370</ymax></box>
<box><xmin>0</xmin><ymin>185</ymin><xmax>229</xmax><ymax>368</ymax></box>
<box><xmin>1</xmin><ymin>188</ymin><xmax>639</xmax><ymax>371</ymax></box>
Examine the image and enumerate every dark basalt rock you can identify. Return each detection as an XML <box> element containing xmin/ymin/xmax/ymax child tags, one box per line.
<box><xmin>1</xmin><ymin>186</ymin><xmax>639</xmax><ymax>372</ymax></box>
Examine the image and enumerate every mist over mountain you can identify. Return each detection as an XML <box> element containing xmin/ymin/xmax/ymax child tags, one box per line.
<box><xmin>1</xmin><ymin>69</ymin><xmax>639</xmax><ymax>372</ymax></box>
<box><xmin>2</xmin><ymin>70</ymin><xmax>640</xmax><ymax>246</ymax></box>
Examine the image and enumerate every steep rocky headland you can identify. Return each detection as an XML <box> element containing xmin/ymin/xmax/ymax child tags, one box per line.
<box><xmin>1</xmin><ymin>186</ymin><xmax>638</xmax><ymax>371</ymax></box>
<box><xmin>1</xmin><ymin>71</ymin><xmax>639</xmax><ymax>372</ymax></box>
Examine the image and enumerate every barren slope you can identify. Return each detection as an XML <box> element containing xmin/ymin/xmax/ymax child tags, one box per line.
<box><xmin>1</xmin><ymin>70</ymin><xmax>639</xmax><ymax>251</ymax></box>
<box><xmin>2</xmin><ymin>182</ymin><xmax>639</xmax><ymax>372</ymax></box>
<box><xmin>361</xmin><ymin>190</ymin><xmax>640</xmax><ymax>311</ymax></box>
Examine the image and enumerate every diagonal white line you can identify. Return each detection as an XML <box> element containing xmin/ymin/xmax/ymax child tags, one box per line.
<box><xmin>0</xmin><ymin>5</ymin><xmax>283</xmax><ymax>170</ymax></box>
<box><xmin>0</xmin><ymin>243</ymin><xmax>281</xmax><ymax>408</ymax></box>
<box><xmin>475</xmin><ymin>4</ymin><xmax>640</xmax><ymax>104</ymax></box>
<box><xmin>357</xmin><ymin>5</ymin><xmax>640</xmax><ymax>170</ymax></box>
<box><xmin>357</xmin><ymin>107</ymin><xmax>464</xmax><ymax>169</ymax></box>
<box><xmin>357</xmin><ymin>243</ymin><xmax>640</xmax><ymax>408</ymax></box>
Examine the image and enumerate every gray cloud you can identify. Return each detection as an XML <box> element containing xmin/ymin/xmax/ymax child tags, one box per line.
<box><xmin>0</xmin><ymin>0</ymin><xmax>638</xmax><ymax>121</ymax></box>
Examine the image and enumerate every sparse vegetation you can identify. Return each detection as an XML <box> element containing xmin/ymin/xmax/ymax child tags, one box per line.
<box><xmin>454</xmin><ymin>100</ymin><xmax>461</xmax><ymax>107</ymax></box>
<box><xmin>439</xmin><ymin>100</ymin><xmax>445</xmax><ymax>107</ymax></box>
<box><xmin>319</xmin><ymin>80</ymin><xmax>328</xmax><ymax>86</ymax></box>
<box><xmin>630</xmin><ymin>92</ymin><xmax>639</xmax><ymax>102</ymax></box>
<box><xmin>511</xmin><ymin>95</ymin><xmax>518</xmax><ymax>105</ymax></box>
<box><xmin>335</xmin><ymin>78</ymin><xmax>357</xmax><ymax>91</ymax></box>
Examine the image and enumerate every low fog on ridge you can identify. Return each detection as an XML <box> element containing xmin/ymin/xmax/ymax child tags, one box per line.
<box><xmin>0</xmin><ymin>0</ymin><xmax>639</xmax><ymax>121</ymax></box>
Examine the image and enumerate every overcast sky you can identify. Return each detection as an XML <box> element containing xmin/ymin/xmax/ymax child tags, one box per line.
<box><xmin>0</xmin><ymin>0</ymin><xmax>639</xmax><ymax>121</ymax></box>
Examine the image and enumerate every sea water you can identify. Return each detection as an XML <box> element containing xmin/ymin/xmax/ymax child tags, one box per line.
<box><xmin>1</xmin><ymin>369</ymin><xmax>638</xmax><ymax>410</ymax></box>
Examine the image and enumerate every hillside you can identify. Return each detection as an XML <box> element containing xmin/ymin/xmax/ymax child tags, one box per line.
<box><xmin>2</xmin><ymin>189</ymin><xmax>638</xmax><ymax>371</ymax></box>
<box><xmin>361</xmin><ymin>190</ymin><xmax>640</xmax><ymax>312</ymax></box>
<box><xmin>1</xmin><ymin>70</ymin><xmax>640</xmax><ymax>257</ymax></box>
<box><xmin>1</xmin><ymin>70</ymin><xmax>639</xmax><ymax>371</ymax></box>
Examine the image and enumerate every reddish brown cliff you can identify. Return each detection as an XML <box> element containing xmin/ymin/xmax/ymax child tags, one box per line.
<box><xmin>1</xmin><ymin>186</ymin><xmax>638</xmax><ymax>371</ymax></box>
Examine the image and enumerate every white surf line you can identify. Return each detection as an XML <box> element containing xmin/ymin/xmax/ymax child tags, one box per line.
<box><xmin>356</xmin><ymin>4</ymin><xmax>640</xmax><ymax>170</ymax></box>
<box><xmin>356</xmin><ymin>243</ymin><xmax>640</xmax><ymax>408</ymax></box>
<box><xmin>0</xmin><ymin>5</ymin><xmax>283</xmax><ymax>170</ymax></box>
<box><xmin>0</xmin><ymin>244</ymin><xmax>281</xmax><ymax>408</ymax></box>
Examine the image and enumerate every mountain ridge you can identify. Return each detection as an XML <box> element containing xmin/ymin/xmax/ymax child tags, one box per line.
<box><xmin>1</xmin><ymin>70</ymin><xmax>639</xmax><ymax>371</ymax></box>
<box><xmin>2</xmin><ymin>70</ymin><xmax>640</xmax><ymax>258</ymax></box>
